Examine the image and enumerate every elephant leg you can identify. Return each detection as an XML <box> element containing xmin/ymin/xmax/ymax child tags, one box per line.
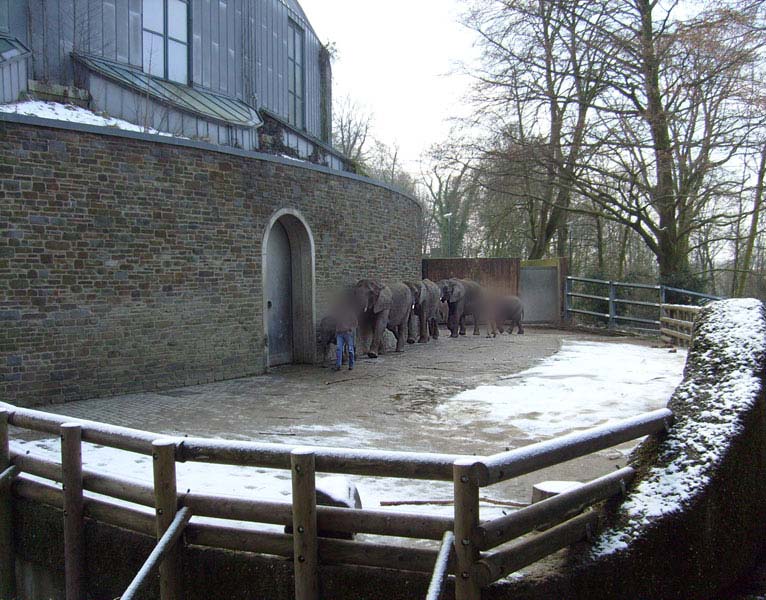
<box><xmin>473</xmin><ymin>313</ymin><xmax>481</xmax><ymax>336</ymax></box>
<box><xmin>458</xmin><ymin>313</ymin><xmax>466</xmax><ymax>336</ymax></box>
<box><xmin>430</xmin><ymin>318</ymin><xmax>439</xmax><ymax>339</ymax></box>
<box><xmin>395</xmin><ymin>323</ymin><xmax>406</xmax><ymax>352</ymax></box>
<box><xmin>449</xmin><ymin>307</ymin><xmax>460</xmax><ymax>338</ymax></box>
<box><xmin>407</xmin><ymin>313</ymin><xmax>417</xmax><ymax>345</ymax></box>
<box><xmin>486</xmin><ymin>316</ymin><xmax>497</xmax><ymax>338</ymax></box>
<box><xmin>418</xmin><ymin>310</ymin><xmax>429</xmax><ymax>343</ymax></box>
<box><xmin>517</xmin><ymin>320</ymin><xmax>524</xmax><ymax>334</ymax></box>
<box><xmin>369</xmin><ymin>315</ymin><xmax>386</xmax><ymax>358</ymax></box>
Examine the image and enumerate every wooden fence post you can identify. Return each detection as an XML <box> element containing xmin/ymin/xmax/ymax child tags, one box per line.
<box><xmin>454</xmin><ymin>459</ymin><xmax>481</xmax><ymax>600</ymax></box>
<box><xmin>291</xmin><ymin>448</ymin><xmax>318</xmax><ymax>600</ymax></box>
<box><xmin>0</xmin><ymin>410</ymin><xmax>15</xmax><ymax>598</ymax></box>
<box><xmin>153</xmin><ymin>439</ymin><xmax>180</xmax><ymax>600</ymax></box>
<box><xmin>608</xmin><ymin>281</ymin><xmax>617</xmax><ymax>329</ymax></box>
<box><xmin>61</xmin><ymin>423</ymin><xmax>84</xmax><ymax>600</ymax></box>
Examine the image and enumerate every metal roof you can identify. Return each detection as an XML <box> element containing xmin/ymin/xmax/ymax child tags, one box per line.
<box><xmin>74</xmin><ymin>54</ymin><xmax>262</xmax><ymax>128</ymax></box>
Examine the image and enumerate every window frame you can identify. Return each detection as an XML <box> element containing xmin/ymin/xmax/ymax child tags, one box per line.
<box><xmin>141</xmin><ymin>0</ymin><xmax>189</xmax><ymax>85</ymax></box>
<box><xmin>287</xmin><ymin>18</ymin><xmax>306</xmax><ymax>130</ymax></box>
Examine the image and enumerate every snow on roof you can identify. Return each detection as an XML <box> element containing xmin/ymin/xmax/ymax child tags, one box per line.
<box><xmin>591</xmin><ymin>298</ymin><xmax>766</xmax><ymax>556</ymax></box>
<box><xmin>0</xmin><ymin>100</ymin><xmax>181</xmax><ymax>138</ymax></box>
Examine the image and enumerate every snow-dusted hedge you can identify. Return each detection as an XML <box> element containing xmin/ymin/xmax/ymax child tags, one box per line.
<box><xmin>486</xmin><ymin>299</ymin><xmax>766</xmax><ymax>600</ymax></box>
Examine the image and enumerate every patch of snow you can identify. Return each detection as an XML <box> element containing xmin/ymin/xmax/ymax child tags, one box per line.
<box><xmin>0</xmin><ymin>100</ymin><xmax>182</xmax><ymax>138</ymax></box>
<box><xmin>439</xmin><ymin>341</ymin><xmax>686</xmax><ymax>438</ymax></box>
<box><xmin>592</xmin><ymin>299</ymin><xmax>766</xmax><ymax>556</ymax></box>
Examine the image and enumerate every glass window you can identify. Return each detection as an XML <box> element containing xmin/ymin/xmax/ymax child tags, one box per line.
<box><xmin>0</xmin><ymin>0</ymin><xmax>9</xmax><ymax>32</ymax></box>
<box><xmin>142</xmin><ymin>0</ymin><xmax>164</xmax><ymax>33</ymax></box>
<box><xmin>168</xmin><ymin>39</ymin><xmax>188</xmax><ymax>83</ymax></box>
<box><xmin>142</xmin><ymin>0</ymin><xmax>188</xmax><ymax>84</ymax></box>
<box><xmin>287</xmin><ymin>20</ymin><xmax>305</xmax><ymax>130</ymax></box>
<box><xmin>143</xmin><ymin>31</ymin><xmax>165</xmax><ymax>77</ymax></box>
<box><xmin>168</xmin><ymin>0</ymin><xmax>187</xmax><ymax>43</ymax></box>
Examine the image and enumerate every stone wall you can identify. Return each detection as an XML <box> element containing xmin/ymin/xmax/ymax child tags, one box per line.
<box><xmin>0</xmin><ymin>116</ymin><xmax>422</xmax><ymax>406</ymax></box>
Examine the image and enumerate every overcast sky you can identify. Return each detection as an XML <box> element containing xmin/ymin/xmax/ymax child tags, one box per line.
<box><xmin>298</xmin><ymin>0</ymin><xmax>480</xmax><ymax>170</ymax></box>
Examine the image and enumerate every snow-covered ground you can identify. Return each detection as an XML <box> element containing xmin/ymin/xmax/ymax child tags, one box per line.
<box><xmin>11</xmin><ymin>340</ymin><xmax>686</xmax><ymax>522</ymax></box>
<box><xmin>0</xmin><ymin>100</ymin><xmax>177</xmax><ymax>137</ymax></box>
<box><xmin>440</xmin><ymin>341</ymin><xmax>687</xmax><ymax>438</ymax></box>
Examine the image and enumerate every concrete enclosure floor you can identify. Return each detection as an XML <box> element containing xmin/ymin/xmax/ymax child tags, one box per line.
<box><xmin>23</xmin><ymin>326</ymin><xmax>678</xmax><ymax>508</ymax></box>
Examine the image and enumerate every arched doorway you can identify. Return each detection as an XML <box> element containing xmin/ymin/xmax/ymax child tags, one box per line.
<box><xmin>262</xmin><ymin>210</ymin><xmax>316</xmax><ymax>368</ymax></box>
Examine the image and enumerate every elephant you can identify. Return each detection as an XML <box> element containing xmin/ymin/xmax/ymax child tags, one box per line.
<box><xmin>405</xmin><ymin>278</ymin><xmax>441</xmax><ymax>343</ymax></box>
<box><xmin>353</xmin><ymin>279</ymin><xmax>413</xmax><ymax>358</ymax></box>
<box><xmin>438</xmin><ymin>278</ymin><xmax>495</xmax><ymax>338</ymax></box>
<box><xmin>494</xmin><ymin>295</ymin><xmax>525</xmax><ymax>334</ymax></box>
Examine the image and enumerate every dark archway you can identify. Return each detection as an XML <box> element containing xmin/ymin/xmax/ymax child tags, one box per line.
<box><xmin>262</xmin><ymin>209</ymin><xmax>316</xmax><ymax>368</ymax></box>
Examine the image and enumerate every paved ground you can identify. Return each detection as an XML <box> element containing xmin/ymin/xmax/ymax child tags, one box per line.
<box><xmin>22</xmin><ymin>326</ymin><xmax>662</xmax><ymax>507</ymax></box>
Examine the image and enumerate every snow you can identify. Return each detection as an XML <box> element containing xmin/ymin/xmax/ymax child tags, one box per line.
<box><xmin>0</xmin><ymin>100</ymin><xmax>181</xmax><ymax>138</ymax></box>
<box><xmin>591</xmin><ymin>299</ymin><xmax>766</xmax><ymax>556</ymax></box>
<box><xmin>439</xmin><ymin>341</ymin><xmax>686</xmax><ymax>437</ymax></box>
<box><xmin>534</xmin><ymin>481</ymin><xmax>583</xmax><ymax>495</ymax></box>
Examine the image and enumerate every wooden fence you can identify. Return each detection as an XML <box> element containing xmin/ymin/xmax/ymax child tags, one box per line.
<box><xmin>660</xmin><ymin>305</ymin><xmax>702</xmax><ymax>348</ymax></box>
<box><xmin>422</xmin><ymin>258</ymin><xmax>521</xmax><ymax>296</ymax></box>
<box><xmin>0</xmin><ymin>402</ymin><xmax>673</xmax><ymax>600</ymax></box>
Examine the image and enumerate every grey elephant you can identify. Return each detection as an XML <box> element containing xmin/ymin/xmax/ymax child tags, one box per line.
<box><xmin>353</xmin><ymin>279</ymin><xmax>413</xmax><ymax>358</ymax></box>
<box><xmin>494</xmin><ymin>295</ymin><xmax>525</xmax><ymax>334</ymax></box>
<box><xmin>438</xmin><ymin>278</ymin><xmax>494</xmax><ymax>338</ymax></box>
<box><xmin>405</xmin><ymin>279</ymin><xmax>441</xmax><ymax>343</ymax></box>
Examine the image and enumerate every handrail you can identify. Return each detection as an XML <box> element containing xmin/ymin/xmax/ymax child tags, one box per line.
<box><xmin>482</xmin><ymin>409</ymin><xmax>672</xmax><ymax>485</ymax></box>
<box><xmin>476</xmin><ymin>467</ymin><xmax>634</xmax><ymax>550</ymax></box>
<box><xmin>476</xmin><ymin>511</ymin><xmax>598</xmax><ymax>586</ymax></box>
<box><xmin>0</xmin><ymin>403</ymin><xmax>461</xmax><ymax>480</ymax></box>
<box><xmin>425</xmin><ymin>531</ymin><xmax>454</xmax><ymax>600</ymax></box>
<box><xmin>2</xmin><ymin>402</ymin><xmax>676</xmax><ymax>599</ymax></box>
<box><xmin>121</xmin><ymin>507</ymin><xmax>192</xmax><ymax>600</ymax></box>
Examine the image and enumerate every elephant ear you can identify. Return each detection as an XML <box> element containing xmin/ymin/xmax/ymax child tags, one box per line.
<box><xmin>449</xmin><ymin>281</ymin><xmax>465</xmax><ymax>303</ymax></box>
<box><xmin>374</xmin><ymin>285</ymin><xmax>393</xmax><ymax>313</ymax></box>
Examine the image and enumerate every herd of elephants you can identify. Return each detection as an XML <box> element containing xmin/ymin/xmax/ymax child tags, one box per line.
<box><xmin>320</xmin><ymin>278</ymin><xmax>526</xmax><ymax>359</ymax></box>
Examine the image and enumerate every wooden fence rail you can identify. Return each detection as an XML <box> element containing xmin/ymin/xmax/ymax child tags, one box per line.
<box><xmin>661</xmin><ymin>304</ymin><xmax>702</xmax><ymax>348</ymax></box>
<box><xmin>0</xmin><ymin>401</ymin><xmax>674</xmax><ymax>600</ymax></box>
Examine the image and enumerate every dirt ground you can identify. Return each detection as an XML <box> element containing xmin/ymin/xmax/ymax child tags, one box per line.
<box><xmin>29</xmin><ymin>326</ymin><xmax>666</xmax><ymax>509</ymax></box>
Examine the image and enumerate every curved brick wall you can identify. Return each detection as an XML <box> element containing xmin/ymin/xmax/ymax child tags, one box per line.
<box><xmin>0</xmin><ymin>116</ymin><xmax>422</xmax><ymax>406</ymax></box>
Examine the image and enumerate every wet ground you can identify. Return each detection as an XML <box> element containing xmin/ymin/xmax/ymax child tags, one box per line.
<box><xmin>19</xmin><ymin>326</ymin><xmax>682</xmax><ymax>511</ymax></box>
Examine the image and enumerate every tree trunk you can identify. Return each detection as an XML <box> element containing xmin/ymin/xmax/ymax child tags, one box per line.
<box><xmin>736</xmin><ymin>143</ymin><xmax>766</xmax><ymax>297</ymax></box>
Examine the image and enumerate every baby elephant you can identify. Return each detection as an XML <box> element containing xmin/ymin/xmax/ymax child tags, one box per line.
<box><xmin>495</xmin><ymin>295</ymin><xmax>525</xmax><ymax>334</ymax></box>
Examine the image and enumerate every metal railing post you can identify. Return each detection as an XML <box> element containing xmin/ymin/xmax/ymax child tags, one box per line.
<box><xmin>291</xmin><ymin>448</ymin><xmax>319</xmax><ymax>600</ymax></box>
<box><xmin>608</xmin><ymin>281</ymin><xmax>616</xmax><ymax>329</ymax></box>
<box><xmin>61</xmin><ymin>423</ymin><xmax>85</xmax><ymax>600</ymax></box>
<box><xmin>153</xmin><ymin>439</ymin><xmax>181</xmax><ymax>600</ymax></box>
<box><xmin>0</xmin><ymin>410</ymin><xmax>14</xmax><ymax>598</ymax></box>
<box><xmin>453</xmin><ymin>459</ymin><xmax>481</xmax><ymax>600</ymax></box>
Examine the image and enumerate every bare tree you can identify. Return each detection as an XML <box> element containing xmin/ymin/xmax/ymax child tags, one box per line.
<box><xmin>332</xmin><ymin>94</ymin><xmax>373</xmax><ymax>165</ymax></box>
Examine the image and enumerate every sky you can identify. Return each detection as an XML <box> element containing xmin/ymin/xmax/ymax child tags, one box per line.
<box><xmin>298</xmin><ymin>0</ymin><xmax>480</xmax><ymax>170</ymax></box>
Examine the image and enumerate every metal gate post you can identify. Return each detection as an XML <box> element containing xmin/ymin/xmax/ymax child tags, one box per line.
<box><xmin>608</xmin><ymin>281</ymin><xmax>617</xmax><ymax>329</ymax></box>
